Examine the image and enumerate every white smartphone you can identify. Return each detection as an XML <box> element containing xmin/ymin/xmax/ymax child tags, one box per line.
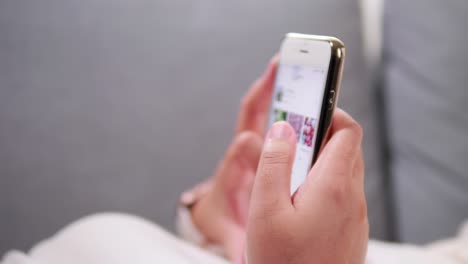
<box><xmin>268</xmin><ymin>33</ymin><xmax>345</xmax><ymax>195</ymax></box>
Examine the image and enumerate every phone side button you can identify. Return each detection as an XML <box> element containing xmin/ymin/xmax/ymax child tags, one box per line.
<box><xmin>328</xmin><ymin>90</ymin><xmax>335</xmax><ymax>110</ymax></box>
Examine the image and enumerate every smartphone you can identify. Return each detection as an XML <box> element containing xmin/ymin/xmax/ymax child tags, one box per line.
<box><xmin>268</xmin><ymin>33</ymin><xmax>345</xmax><ymax>195</ymax></box>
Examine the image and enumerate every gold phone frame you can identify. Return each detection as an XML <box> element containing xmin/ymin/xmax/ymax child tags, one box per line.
<box><xmin>283</xmin><ymin>33</ymin><xmax>345</xmax><ymax>165</ymax></box>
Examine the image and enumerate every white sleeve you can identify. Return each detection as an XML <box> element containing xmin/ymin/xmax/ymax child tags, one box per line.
<box><xmin>425</xmin><ymin>220</ymin><xmax>468</xmax><ymax>263</ymax></box>
<box><xmin>2</xmin><ymin>213</ymin><xmax>228</xmax><ymax>264</ymax></box>
<box><xmin>366</xmin><ymin>220</ymin><xmax>468</xmax><ymax>264</ymax></box>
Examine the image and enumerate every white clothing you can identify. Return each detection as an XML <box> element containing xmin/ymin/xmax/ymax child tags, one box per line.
<box><xmin>2</xmin><ymin>213</ymin><xmax>467</xmax><ymax>264</ymax></box>
<box><xmin>1</xmin><ymin>213</ymin><xmax>228</xmax><ymax>264</ymax></box>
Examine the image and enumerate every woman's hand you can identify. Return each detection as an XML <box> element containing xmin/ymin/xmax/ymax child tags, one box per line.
<box><xmin>190</xmin><ymin>56</ymin><xmax>278</xmax><ymax>263</ymax></box>
<box><xmin>247</xmin><ymin>110</ymin><xmax>369</xmax><ymax>264</ymax></box>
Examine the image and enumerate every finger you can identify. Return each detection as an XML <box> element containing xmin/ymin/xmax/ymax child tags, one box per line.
<box><xmin>216</xmin><ymin>131</ymin><xmax>263</xmax><ymax>187</ymax></box>
<box><xmin>319</xmin><ymin>108</ymin><xmax>363</xmax><ymax>177</ymax></box>
<box><xmin>234</xmin><ymin>132</ymin><xmax>264</xmax><ymax>171</ymax></box>
<box><xmin>236</xmin><ymin>55</ymin><xmax>279</xmax><ymax>136</ymax></box>
<box><xmin>329</xmin><ymin>108</ymin><xmax>363</xmax><ymax>138</ymax></box>
<box><xmin>249</xmin><ymin>121</ymin><xmax>296</xmax><ymax>218</ymax></box>
<box><xmin>234</xmin><ymin>180</ymin><xmax>254</xmax><ymax>227</ymax></box>
<box><xmin>351</xmin><ymin>146</ymin><xmax>366</xmax><ymax>222</ymax></box>
<box><xmin>353</xmin><ymin>146</ymin><xmax>365</xmax><ymax>183</ymax></box>
<box><xmin>215</xmin><ymin>131</ymin><xmax>263</xmax><ymax>226</ymax></box>
<box><xmin>296</xmin><ymin>109</ymin><xmax>363</xmax><ymax>208</ymax></box>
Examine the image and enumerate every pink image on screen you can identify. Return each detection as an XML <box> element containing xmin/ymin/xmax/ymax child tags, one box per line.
<box><xmin>286</xmin><ymin>112</ymin><xmax>304</xmax><ymax>141</ymax></box>
<box><xmin>301</xmin><ymin>117</ymin><xmax>315</xmax><ymax>147</ymax></box>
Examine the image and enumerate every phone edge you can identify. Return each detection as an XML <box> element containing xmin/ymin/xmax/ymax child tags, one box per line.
<box><xmin>310</xmin><ymin>36</ymin><xmax>345</xmax><ymax>165</ymax></box>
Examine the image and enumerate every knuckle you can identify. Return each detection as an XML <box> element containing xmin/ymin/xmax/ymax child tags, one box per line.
<box><xmin>349</xmin><ymin>121</ymin><xmax>363</xmax><ymax>140</ymax></box>
<box><xmin>325</xmin><ymin>181</ymin><xmax>347</xmax><ymax>208</ymax></box>
<box><xmin>250</xmin><ymin>208</ymin><xmax>283</xmax><ymax>236</ymax></box>
<box><xmin>256</xmin><ymin>166</ymin><xmax>284</xmax><ymax>197</ymax></box>
<box><xmin>259</xmin><ymin>151</ymin><xmax>290</xmax><ymax>187</ymax></box>
<box><xmin>250</xmin><ymin>196</ymin><xmax>290</xmax><ymax>225</ymax></box>
<box><xmin>257</xmin><ymin>197</ymin><xmax>282</xmax><ymax>218</ymax></box>
<box><xmin>357</xmin><ymin>196</ymin><xmax>368</xmax><ymax>223</ymax></box>
<box><xmin>259</xmin><ymin>163</ymin><xmax>276</xmax><ymax>186</ymax></box>
<box><xmin>341</xmin><ymin>146</ymin><xmax>356</xmax><ymax>161</ymax></box>
<box><xmin>250</xmin><ymin>208</ymin><xmax>274</xmax><ymax>227</ymax></box>
<box><xmin>263</xmin><ymin>150</ymin><xmax>290</xmax><ymax>165</ymax></box>
<box><xmin>235</xmin><ymin>131</ymin><xmax>256</xmax><ymax>148</ymax></box>
<box><xmin>363</xmin><ymin>215</ymin><xmax>370</xmax><ymax>234</ymax></box>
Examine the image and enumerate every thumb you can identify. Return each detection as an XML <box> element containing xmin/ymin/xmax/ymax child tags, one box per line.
<box><xmin>249</xmin><ymin>121</ymin><xmax>297</xmax><ymax>217</ymax></box>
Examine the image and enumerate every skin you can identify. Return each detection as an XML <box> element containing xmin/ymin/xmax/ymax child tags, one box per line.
<box><xmin>247</xmin><ymin>114</ymin><xmax>368</xmax><ymax>264</ymax></box>
<box><xmin>191</xmin><ymin>56</ymin><xmax>278</xmax><ymax>263</ymax></box>
<box><xmin>191</xmin><ymin>56</ymin><xmax>369</xmax><ymax>264</ymax></box>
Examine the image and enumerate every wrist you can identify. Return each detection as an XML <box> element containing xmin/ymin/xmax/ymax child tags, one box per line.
<box><xmin>179</xmin><ymin>181</ymin><xmax>215</xmax><ymax>242</ymax></box>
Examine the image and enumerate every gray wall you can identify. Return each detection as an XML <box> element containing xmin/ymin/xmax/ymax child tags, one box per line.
<box><xmin>0</xmin><ymin>0</ymin><xmax>386</xmax><ymax>253</ymax></box>
<box><xmin>383</xmin><ymin>0</ymin><xmax>468</xmax><ymax>243</ymax></box>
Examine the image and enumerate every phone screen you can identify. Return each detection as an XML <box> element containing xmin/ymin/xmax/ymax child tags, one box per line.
<box><xmin>268</xmin><ymin>62</ymin><xmax>329</xmax><ymax>194</ymax></box>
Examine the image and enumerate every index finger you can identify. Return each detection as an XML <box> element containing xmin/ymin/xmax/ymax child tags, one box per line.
<box><xmin>235</xmin><ymin>55</ymin><xmax>278</xmax><ymax>136</ymax></box>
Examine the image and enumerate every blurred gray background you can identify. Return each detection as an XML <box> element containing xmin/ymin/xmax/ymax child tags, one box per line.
<box><xmin>0</xmin><ymin>0</ymin><xmax>385</xmax><ymax>253</ymax></box>
<box><xmin>1</xmin><ymin>0</ymin><xmax>467</xmax><ymax>255</ymax></box>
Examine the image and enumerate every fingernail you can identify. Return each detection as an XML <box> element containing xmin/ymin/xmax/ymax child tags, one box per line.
<box><xmin>267</xmin><ymin>121</ymin><xmax>295</xmax><ymax>144</ymax></box>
